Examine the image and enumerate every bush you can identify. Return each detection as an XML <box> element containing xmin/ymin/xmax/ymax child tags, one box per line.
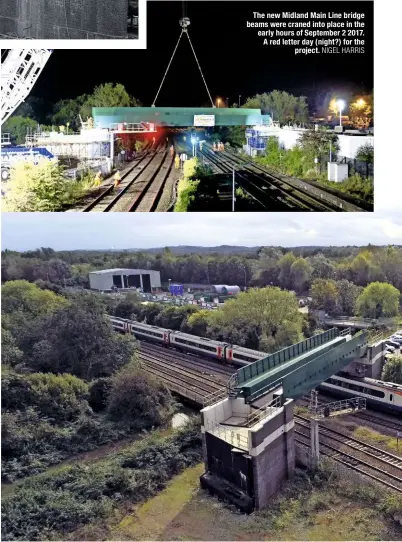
<box><xmin>89</xmin><ymin>377</ymin><xmax>113</xmax><ymax>412</ymax></box>
<box><xmin>3</xmin><ymin>160</ymin><xmax>94</xmax><ymax>212</ymax></box>
<box><xmin>2</xmin><ymin>372</ymin><xmax>90</xmax><ymax>423</ymax></box>
<box><xmin>1</xmin><ymin>420</ymin><xmax>202</xmax><ymax>541</ymax></box>
<box><xmin>107</xmin><ymin>369</ymin><xmax>173</xmax><ymax>428</ymax></box>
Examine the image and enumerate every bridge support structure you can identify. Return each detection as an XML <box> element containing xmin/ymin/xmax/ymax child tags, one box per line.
<box><xmin>200</xmin><ymin>388</ymin><xmax>295</xmax><ymax>513</ymax></box>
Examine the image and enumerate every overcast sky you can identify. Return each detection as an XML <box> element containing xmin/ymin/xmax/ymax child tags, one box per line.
<box><xmin>2</xmin><ymin>211</ymin><xmax>402</xmax><ymax>251</ymax></box>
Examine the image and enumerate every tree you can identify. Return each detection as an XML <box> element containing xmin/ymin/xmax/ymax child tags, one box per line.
<box><xmin>356</xmin><ymin>282</ymin><xmax>400</xmax><ymax>318</ymax></box>
<box><xmin>356</xmin><ymin>143</ymin><xmax>374</xmax><ymax>165</ymax></box>
<box><xmin>298</xmin><ymin>129</ymin><xmax>340</xmax><ymax>160</ymax></box>
<box><xmin>208</xmin><ymin>287</ymin><xmax>303</xmax><ymax>351</ymax></box>
<box><xmin>80</xmin><ymin>83</ymin><xmax>140</xmax><ymax>118</ymax></box>
<box><xmin>381</xmin><ymin>355</ymin><xmax>402</xmax><ymax>384</ymax></box>
<box><xmin>310</xmin><ymin>279</ymin><xmax>339</xmax><ymax>313</ymax></box>
<box><xmin>349</xmin><ymin>94</ymin><xmax>373</xmax><ymax>129</ymax></box>
<box><xmin>278</xmin><ymin>252</ymin><xmax>296</xmax><ymax>289</ymax></box>
<box><xmin>28</xmin><ymin>295</ymin><xmax>138</xmax><ymax>380</ymax></box>
<box><xmin>51</xmin><ymin>95</ymin><xmax>88</xmax><ymax>131</ymax></box>
<box><xmin>107</xmin><ymin>368</ymin><xmax>173</xmax><ymax>428</ymax></box>
<box><xmin>309</xmin><ymin>253</ymin><xmax>336</xmax><ymax>280</ymax></box>
<box><xmin>2</xmin><ymin>116</ymin><xmax>38</xmax><ymax>145</ymax></box>
<box><xmin>335</xmin><ymin>279</ymin><xmax>362</xmax><ymax>316</ymax></box>
<box><xmin>350</xmin><ymin>251</ymin><xmax>383</xmax><ymax>286</ymax></box>
<box><xmin>243</xmin><ymin>91</ymin><xmax>308</xmax><ymax>124</ymax></box>
<box><xmin>2</xmin><ymin>280</ymin><xmax>68</xmax><ymax>317</ymax></box>
<box><xmin>1</xmin><ymin>328</ymin><xmax>24</xmax><ymax>367</ymax></box>
<box><xmin>185</xmin><ymin>310</ymin><xmax>210</xmax><ymax>336</ymax></box>
<box><xmin>3</xmin><ymin>160</ymin><xmax>93</xmax><ymax>212</ymax></box>
<box><xmin>290</xmin><ymin>257</ymin><xmax>313</xmax><ymax>294</ymax></box>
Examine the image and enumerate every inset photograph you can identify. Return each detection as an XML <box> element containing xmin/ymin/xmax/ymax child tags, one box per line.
<box><xmin>0</xmin><ymin>0</ymin><xmax>140</xmax><ymax>39</ymax></box>
<box><xmin>1</xmin><ymin>1</ymin><xmax>373</xmax><ymax>212</ymax></box>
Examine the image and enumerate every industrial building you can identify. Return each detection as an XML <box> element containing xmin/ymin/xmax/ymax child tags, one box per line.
<box><xmin>89</xmin><ymin>268</ymin><xmax>161</xmax><ymax>293</ymax></box>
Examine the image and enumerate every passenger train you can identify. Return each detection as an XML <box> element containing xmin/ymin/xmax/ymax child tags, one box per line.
<box><xmin>319</xmin><ymin>373</ymin><xmax>402</xmax><ymax>414</ymax></box>
<box><xmin>108</xmin><ymin>316</ymin><xmax>267</xmax><ymax>366</ymax></box>
<box><xmin>109</xmin><ymin>316</ymin><xmax>402</xmax><ymax>414</ymax></box>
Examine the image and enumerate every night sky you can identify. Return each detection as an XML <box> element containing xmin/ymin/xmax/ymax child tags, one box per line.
<box><xmin>32</xmin><ymin>1</ymin><xmax>373</xmax><ymax>114</ymax></box>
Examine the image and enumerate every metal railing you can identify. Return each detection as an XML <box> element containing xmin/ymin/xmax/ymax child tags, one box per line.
<box><xmin>205</xmin><ymin>419</ymin><xmax>249</xmax><ymax>451</ymax></box>
<box><xmin>244</xmin><ymin>395</ymin><xmax>282</xmax><ymax>427</ymax></box>
<box><xmin>310</xmin><ymin>397</ymin><xmax>366</xmax><ymax>419</ymax></box>
<box><xmin>202</xmin><ymin>388</ymin><xmax>228</xmax><ymax>407</ymax></box>
<box><xmin>1</xmin><ymin>133</ymin><xmax>11</xmax><ymax>146</ymax></box>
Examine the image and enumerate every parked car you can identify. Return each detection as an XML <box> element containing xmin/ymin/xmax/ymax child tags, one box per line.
<box><xmin>390</xmin><ymin>335</ymin><xmax>402</xmax><ymax>344</ymax></box>
<box><xmin>385</xmin><ymin>339</ymin><xmax>400</xmax><ymax>349</ymax></box>
<box><xmin>385</xmin><ymin>345</ymin><xmax>396</xmax><ymax>353</ymax></box>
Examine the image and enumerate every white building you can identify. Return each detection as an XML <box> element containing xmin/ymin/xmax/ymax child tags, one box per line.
<box><xmin>89</xmin><ymin>268</ymin><xmax>161</xmax><ymax>293</ymax></box>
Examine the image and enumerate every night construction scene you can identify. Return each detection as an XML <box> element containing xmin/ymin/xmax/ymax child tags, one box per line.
<box><xmin>1</xmin><ymin>1</ymin><xmax>374</xmax><ymax>212</ymax></box>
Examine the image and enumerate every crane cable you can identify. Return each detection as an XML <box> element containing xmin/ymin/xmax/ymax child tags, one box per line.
<box><xmin>152</xmin><ymin>7</ymin><xmax>214</xmax><ymax>107</ymax></box>
<box><xmin>185</xmin><ymin>31</ymin><xmax>214</xmax><ymax>107</ymax></box>
<box><xmin>152</xmin><ymin>30</ymin><xmax>184</xmax><ymax>107</ymax></box>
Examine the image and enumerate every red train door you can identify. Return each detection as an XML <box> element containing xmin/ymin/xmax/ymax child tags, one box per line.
<box><xmin>163</xmin><ymin>332</ymin><xmax>169</xmax><ymax>345</ymax></box>
<box><xmin>226</xmin><ymin>346</ymin><xmax>233</xmax><ymax>363</ymax></box>
<box><xmin>217</xmin><ymin>345</ymin><xmax>222</xmax><ymax>360</ymax></box>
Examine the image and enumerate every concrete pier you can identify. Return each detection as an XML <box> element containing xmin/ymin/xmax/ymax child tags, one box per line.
<box><xmin>200</xmin><ymin>388</ymin><xmax>295</xmax><ymax>512</ymax></box>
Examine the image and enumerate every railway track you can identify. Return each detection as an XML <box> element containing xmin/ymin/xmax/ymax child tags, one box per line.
<box><xmin>81</xmin><ymin>142</ymin><xmax>174</xmax><ymax>212</ymax></box>
<box><xmin>295</xmin><ymin>414</ymin><xmax>402</xmax><ymax>493</ymax></box>
<box><xmin>200</xmin><ymin>144</ymin><xmax>364</xmax><ymax>212</ymax></box>
<box><xmin>139</xmin><ymin>342</ymin><xmax>235</xmax><ymax>381</ymax></box>
<box><xmin>139</xmin><ymin>350</ymin><xmax>224</xmax><ymax>391</ymax></box>
<box><xmin>298</xmin><ymin>394</ymin><xmax>402</xmax><ymax>433</ymax></box>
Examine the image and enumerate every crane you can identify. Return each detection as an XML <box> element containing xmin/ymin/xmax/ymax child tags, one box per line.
<box><xmin>152</xmin><ymin>1</ymin><xmax>214</xmax><ymax>107</ymax></box>
<box><xmin>1</xmin><ymin>49</ymin><xmax>53</xmax><ymax>126</ymax></box>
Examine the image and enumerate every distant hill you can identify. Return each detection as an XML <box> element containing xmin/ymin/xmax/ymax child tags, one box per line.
<box><xmin>136</xmin><ymin>245</ymin><xmax>260</xmax><ymax>255</ymax></box>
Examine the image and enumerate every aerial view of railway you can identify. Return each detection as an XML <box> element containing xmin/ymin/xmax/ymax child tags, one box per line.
<box><xmin>1</xmin><ymin>211</ymin><xmax>401</xmax><ymax>540</ymax></box>
<box><xmin>0</xmin><ymin>0</ymin><xmax>139</xmax><ymax>39</ymax></box>
<box><xmin>1</xmin><ymin>0</ymin><xmax>373</xmax><ymax>212</ymax></box>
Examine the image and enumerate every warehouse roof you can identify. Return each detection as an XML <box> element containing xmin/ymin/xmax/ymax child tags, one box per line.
<box><xmin>89</xmin><ymin>268</ymin><xmax>158</xmax><ymax>274</ymax></box>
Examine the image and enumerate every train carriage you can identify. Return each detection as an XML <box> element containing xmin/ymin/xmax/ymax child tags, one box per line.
<box><xmin>108</xmin><ymin>316</ymin><xmax>130</xmax><ymax>333</ymax></box>
<box><xmin>320</xmin><ymin>374</ymin><xmax>402</xmax><ymax>414</ymax></box>
<box><xmin>170</xmin><ymin>331</ymin><xmax>226</xmax><ymax>360</ymax></box>
<box><xmin>229</xmin><ymin>345</ymin><xmax>268</xmax><ymax>367</ymax></box>
<box><xmin>130</xmin><ymin>321</ymin><xmax>170</xmax><ymax>345</ymax></box>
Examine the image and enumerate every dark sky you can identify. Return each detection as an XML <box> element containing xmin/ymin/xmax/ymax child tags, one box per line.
<box><xmin>32</xmin><ymin>1</ymin><xmax>373</xmax><ymax>113</ymax></box>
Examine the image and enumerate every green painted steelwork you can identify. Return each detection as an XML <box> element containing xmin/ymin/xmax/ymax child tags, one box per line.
<box><xmin>92</xmin><ymin>107</ymin><xmax>268</xmax><ymax>128</ymax></box>
<box><xmin>233</xmin><ymin>331</ymin><xmax>368</xmax><ymax>403</ymax></box>
<box><xmin>237</xmin><ymin>328</ymin><xmax>337</xmax><ymax>385</ymax></box>
<box><xmin>282</xmin><ymin>332</ymin><xmax>368</xmax><ymax>400</ymax></box>
<box><xmin>239</xmin><ymin>335</ymin><xmax>347</xmax><ymax>402</ymax></box>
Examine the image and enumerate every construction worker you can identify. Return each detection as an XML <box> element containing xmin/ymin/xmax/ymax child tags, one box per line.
<box><xmin>180</xmin><ymin>152</ymin><xmax>188</xmax><ymax>168</ymax></box>
<box><xmin>212</xmin><ymin>142</ymin><xmax>217</xmax><ymax>152</ymax></box>
<box><xmin>94</xmin><ymin>170</ymin><xmax>102</xmax><ymax>187</ymax></box>
<box><xmin>170</xmin><ymin>145</ymin><xmax>175</xmax><ymax>157</ymax></box>
<box><xmin>174</xmin><ymin>154</ymin><xmax>180</xmax><ymax>169</ymax></box>
<box><xmin>113</xmin><ymin>170</ymin><xmax>121</xmax><ymax>189</ymax></box>
<box><xmin>221</xmin><ymin>142</ymin><xmax>225</xmax><ymax>151</ymax></box>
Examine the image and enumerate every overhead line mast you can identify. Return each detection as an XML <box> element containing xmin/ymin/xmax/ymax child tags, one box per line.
<box><xmin>152</xmin><ymin>2</ymin><xmax>215</xmax><ymax>107</ymax></box>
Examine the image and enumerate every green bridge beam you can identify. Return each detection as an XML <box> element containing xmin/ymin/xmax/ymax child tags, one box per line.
<box><xmin>92</xmin><ymin>107</ymin><xmax>269</xmax><ymax>128</ymax></box>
